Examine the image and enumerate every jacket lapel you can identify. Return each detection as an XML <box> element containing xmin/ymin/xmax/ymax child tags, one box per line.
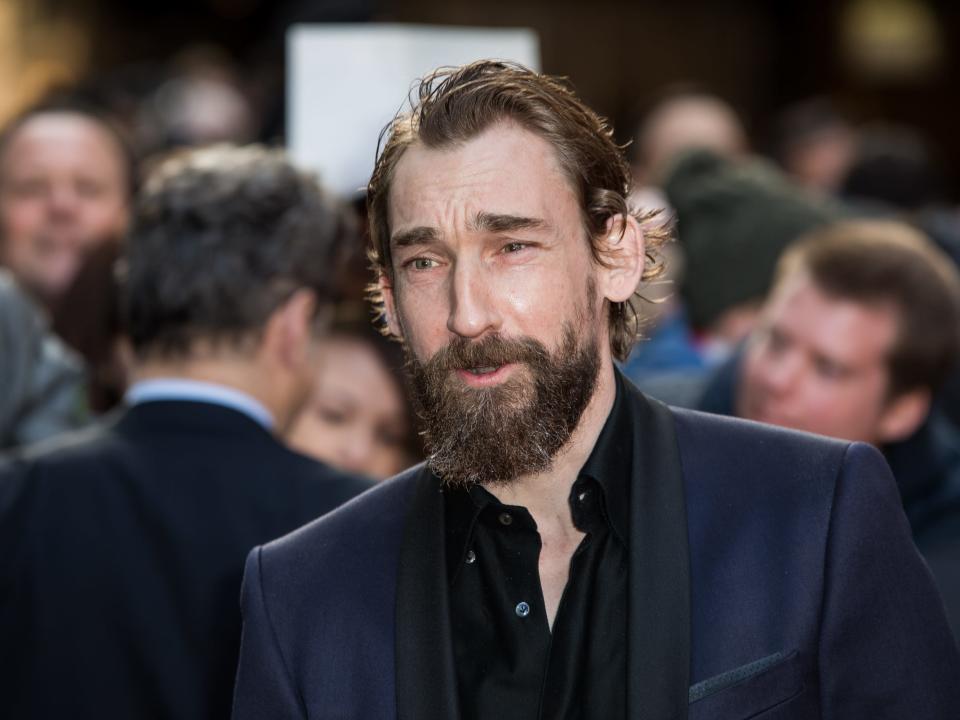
<box><xmin>395</xmin><ymin>466</ymin><xmax>460</xmax><ymax>720</ymax></box>
<box><xmin>626</xmin><ymin>386</ymin><xmax>691</xmax><ymax>720</ymax></box>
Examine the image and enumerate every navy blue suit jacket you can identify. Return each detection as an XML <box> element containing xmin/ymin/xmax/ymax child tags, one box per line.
<box><xmin>233</xmin><ymin>383</ymin><xmax>960</xmax><ymax>719</ymax></box>
<box><xmin>0</xmin><ymin>400</ymin><xmax>371</xmax><ymax>720</ymax></box>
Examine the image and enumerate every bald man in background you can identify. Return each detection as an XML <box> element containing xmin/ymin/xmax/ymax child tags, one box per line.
<box><xmin>0</xmin><ymin>99</ymin><xmax>132</xmax><ymax>307</ymax></box>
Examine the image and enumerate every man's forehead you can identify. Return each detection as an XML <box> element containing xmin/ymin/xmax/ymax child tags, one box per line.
<box><xmin>386</xmin><ymin>122</ymin><xmax>576</xmax><ymax>235</ymax></box>
<box><xmin>4</xmin><ymin>113</ymin><xmax>126</xmax><ymax>170</ymax></box>
<box><xmin>11</xmin><ymin>113</ymin><xmax>112</xmax><ymax>148</ymax></box>
<box><xmin>390</xmin><ymin>211</ymin><xmax>549</xmax><ymax>250</ymax></box>
<box><xmin>771</xmin><ymin>270</ymin><xmax>898</xmax><ymax>319</ymax></box>
<box><xmin>767</xmin><ymin>271</ymin><xmax>900</xmax><ymax>364</ymax></box>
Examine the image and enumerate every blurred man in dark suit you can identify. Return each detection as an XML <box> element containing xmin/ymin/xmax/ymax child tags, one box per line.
<box><xmin>0</xmin><ymin>144</ymin><xmax>372</xmax><ymax>720</ymax></box>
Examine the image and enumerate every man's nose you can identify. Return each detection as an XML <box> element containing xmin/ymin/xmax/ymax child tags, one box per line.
<box><xmin>758</xmin><ymin>351</ymin><xmax>803</xmax><ymax>396</ymax></box>
<box><xmin>46</xmin><ymin>185</ymin><xmax>80</xmax><ymax>219</ymax></box>
<box><xmin>446</xmin><ymin>260</ymin><xmax>500</xmax><ymax>339</ymax></box>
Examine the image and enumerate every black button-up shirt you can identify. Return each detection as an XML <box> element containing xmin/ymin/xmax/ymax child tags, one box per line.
<box><xmin>444</xmin><ymin>375</ymin><xmax>633</xmax><ymax>720</ymax></box>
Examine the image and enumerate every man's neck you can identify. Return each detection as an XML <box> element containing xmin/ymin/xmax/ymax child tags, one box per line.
<box><xmin>131</xmin><ymin>356</ymin><xmax>286</xmax><ymax>430</ymax></box>
<box><xmin>483</xmin><ymin>360</ymin><xmax>617</xmax><ymax>533</ymax></box>
<box><xmin>483</xmin><ymin>360</ymin><xmax>618</xmax><ymax>628</ymax></box>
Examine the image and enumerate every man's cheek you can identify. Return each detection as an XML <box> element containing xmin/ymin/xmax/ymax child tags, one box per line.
<box><xmin>400</xmin><ymin>329</ymin><xmax>438</xmax><ymax>371</ymax></box>
<box><xmin>399</xmin><ymin>315</ymin><xmax>446</xmax><ymax>363</ymax></box>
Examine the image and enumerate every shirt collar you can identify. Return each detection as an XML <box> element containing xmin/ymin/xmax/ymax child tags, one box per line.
<box><xmin>443</xmin><ymin>369</ymin><xmax>635</xmax><ymax>578</ymax></box>
<box><xmin>125</xmin><ymin>378</ymin><xmax>275</xmax><ymax>431</ymax></box>
<box><xmin>577</xmin><ymin>369</ymin><xmax>633</xmax><ymax>546</ymax></box>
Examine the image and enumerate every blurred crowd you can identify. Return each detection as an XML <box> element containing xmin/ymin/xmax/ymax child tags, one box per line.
<box><xmin>0</xmin><ymin>51</ymin><xmax>423</xmax><ymax>480</ymax></box>
<box><xmin>2</xmin><ymin>41</ymin><xmax>960</xmax><ymax>717</ymax></box>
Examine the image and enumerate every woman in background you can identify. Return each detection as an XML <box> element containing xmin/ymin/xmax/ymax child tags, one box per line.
<box><xmin>288</xmin><ymin>309</ymin><xmax>421</xmax><ymax>481</ymax></box>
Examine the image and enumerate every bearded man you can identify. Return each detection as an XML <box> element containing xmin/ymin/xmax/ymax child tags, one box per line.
<box><xmin>232</xmin><ymin>62</ymin><xmax>960</xmax><ymax>720</ymax></box>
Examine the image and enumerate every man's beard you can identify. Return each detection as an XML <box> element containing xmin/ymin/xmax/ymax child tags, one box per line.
<box><xmin>404</xmin><ymin>322</ymin><xmax>601</xmax><ymax>488</ymax></box>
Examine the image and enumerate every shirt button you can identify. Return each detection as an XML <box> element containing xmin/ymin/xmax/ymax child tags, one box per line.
<box><xmin>498</xmin><ymin>512</ymin><xmax>513</xmax><ymax>526</ymax></box>
<box><xmin>578</xmin><ymin>490</ymin><xmax>588</xmax><ymax>502</ymax></box>
<box><xmin>465</xmin><ymin>549</ymin><xmax>476</xmax><ymax>564</ymax></box>
<box><xmin>515</xmin><ymin>601</ymin><xmax>531</xmax><ymax>618</ymax></box>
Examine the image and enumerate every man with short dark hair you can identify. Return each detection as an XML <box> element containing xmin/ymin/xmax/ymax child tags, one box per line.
<box><xmin>0</xmin><ymin>144</ymin><xmax>371</xmax><ymax>719</ymax></box>
<box><xmin>699</xmin><ymin>219</ymin><xmax>960</xmax><ymax>637</ymax></box>
<box><xmin>0</xmin><ymin>99</ymin><xmax>134</xmax><ymax>306</ymax></box>
<box><xmin>233</xmin><ymin>62</ymin><xmax>960</xmax><ymax>720</ymax></box>
<box><xmin>735</xmin><ymin>220</ymin><xmax>959</xmax><ymax>445</ymax></box>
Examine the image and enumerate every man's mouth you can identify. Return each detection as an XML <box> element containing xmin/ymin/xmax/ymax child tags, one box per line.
<box><xmin>455</xmin><ymin>363</ymin><xmax>515</xmax><ymax>386</ymax></box>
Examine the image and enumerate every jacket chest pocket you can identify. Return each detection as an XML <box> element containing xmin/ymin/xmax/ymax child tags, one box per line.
<box><xmin>687</xmin><ymin>650</ymin><xmax>804</xmax><ymax>720</ymax></box>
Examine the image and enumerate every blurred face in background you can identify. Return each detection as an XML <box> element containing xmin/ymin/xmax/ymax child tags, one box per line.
<box><xmin>634</xmin><ymin>94</ymin><xmax>747</xmax><ymax>186</ymax></box>
<box><xmin>0</xmin><ymin>112</ymin><xmax>130</xmax><ymax>303</ymax></box>
<box><xmin>288</xmin><ymin>335</ymin><xmax>413</xmax><ymax>480</ymax></box>
<box><xmin>783</xmin><ymin>125</ymin><xmax>857</xmax><ymax>196</ymax></box>
<box><xmin>737</xmin><ymin>270</ymin><xmax>917</xmax><ymax>446</ymax></box>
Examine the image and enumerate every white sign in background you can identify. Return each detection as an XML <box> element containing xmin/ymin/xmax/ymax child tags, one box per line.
<box><xmin>287</xmin><ymin>24</ymin><xmax>540</xmax><ymax>198</ymax></box>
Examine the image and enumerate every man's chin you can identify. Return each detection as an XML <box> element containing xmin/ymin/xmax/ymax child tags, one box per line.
<box><xmin>409</xmin><ymin>322</ymin><xmax>600</xmax><ymax>487</ymax></box>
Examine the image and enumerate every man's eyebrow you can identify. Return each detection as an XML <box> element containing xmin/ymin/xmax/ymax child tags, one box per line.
<box><xmin>391</xmin><ymin>226</ymin><xmax>440</xmax><ymax>249</ymax></box>
<box><xmin>390</xmin><ymin>213</ymin><xmax>546</xmax><ymax>249</ymax></box>
<box><xmin>472</xmin><ymin>212</ymin><xmax>547</xmax><ymax>234</ymax></box>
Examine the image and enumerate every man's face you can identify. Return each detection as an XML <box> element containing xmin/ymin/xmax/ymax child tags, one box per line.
<box><xmin>382</xmin><ymin>121</ymin><xmax>608</xmax><ymax>485</ymax></box>
<box><xmin>0</xmin><ymin>112</ymin><xmax>130</xmax><ymax>302</ymax></box>
<box><xmin>737</xmin><ymin>270</ymin><xmax>901</xmax><ymax>445</ymax></box>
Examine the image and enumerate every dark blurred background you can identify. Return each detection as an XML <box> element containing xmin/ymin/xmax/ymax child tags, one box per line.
<box><xmin>7</xmin><ymin>0</ymin><xmax>958</xmax><ymax>198</ymax></box>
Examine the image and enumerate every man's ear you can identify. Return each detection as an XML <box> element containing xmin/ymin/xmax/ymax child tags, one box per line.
<box><xmin>264</xmin><ymin>288</ymin><xmax>318</xmax><ymax>369</ymax></box>
<box><xmin>379</xmin><ymin>272</ymin><xmax>404</xmax><ymax>339</ymax></box>
<box><xmin>596</xmin><ymin>213</ymin><xmax>646</xmax><ymax>304</ymax></box>
<box><xmin>877</xmin><ymin>387</ymin><xmax>930</xmax><ymax>444</ymax></box>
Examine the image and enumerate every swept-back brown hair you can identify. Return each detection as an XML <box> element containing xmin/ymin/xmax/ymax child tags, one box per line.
<box><xmin>367</xmin><ymin>60</ymin><xmax>667</xmax><ymax>361</ymax></box>
<box><xmin>776</xmin><ymin>220</ymin><xmax>960</xmax><ymax>397</ymax></box>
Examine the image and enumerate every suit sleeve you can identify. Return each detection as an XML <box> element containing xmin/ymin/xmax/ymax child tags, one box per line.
<box><xmin>818</xmin><ymin>442</ymin><xmax>960</xmax><ymax>719</ymax></box>
<box><xmin>0</xmin><ymin>459</ymin><xmax>33</xmax><ymax>708</ymax></box>
<box><xmin>232</xmin><ymin>547</ymin><xmax>306</xmax><ymax>720</ymax></box>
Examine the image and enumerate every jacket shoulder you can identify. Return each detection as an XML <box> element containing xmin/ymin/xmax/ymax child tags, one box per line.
<box><xmin>669</xmin><ymin>406</ymin><xmax>852</xmax><ymax>483</ymax></box>
<box><xmin>667</xmin><ymin>406</ymin><xmax>861</xmax><ymax>552</ymax></box>
<box><xmin>256</xmin><ymin>464</ymin><xmax>421</xmax><ymax>598</ymax></box>
<box><xmin>264</xmin><ymin>464</ymin><xmax>419</xmax><ymax>550</ymax></box>
<box><xmin>270</xmin><ymin>445</ymin><xmax>375</xmax><ymax>509</ymax></box>
<box><xmin>0</xmin><ymin>418</ymin><xmax>124</xmax><ymax>496</ymax></box>
<box><xmin>244</xmin><ymin>466</ymin><xmax>421</xmax><ymax>678</ymax></box>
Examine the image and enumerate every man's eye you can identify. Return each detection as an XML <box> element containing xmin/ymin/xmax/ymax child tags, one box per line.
<box><xmin>410</xmin><ymin>258</ymin><xmax>438</xmax><ymax>270</ymax></box>
<box><xmin>8</xmin><ymin>179</ymin><xmax>46</xmax><ymax>198</ymax></box>
<box><xmin>318</xmin><ymin>406</ymin><xmax>349</xmax><ymax>424</ymax></box>
<box><xmin>764</xmin><ymin>329</ymin><xmax>788</xmax><ymax>354</ymax></box>
<box><xmin>814</xmin><ymin>358</ymin><xmax>847</xmax><ymax>380</ymax></box>
<box><xmin>503</xmin><ymin>242</ymin><xmax>527</xmax><ymax>253</ymax></box>
<box><xmin>76</xmin><ymin>179</ymin><xmax>106</xmax><ymax>199</ymax></box>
